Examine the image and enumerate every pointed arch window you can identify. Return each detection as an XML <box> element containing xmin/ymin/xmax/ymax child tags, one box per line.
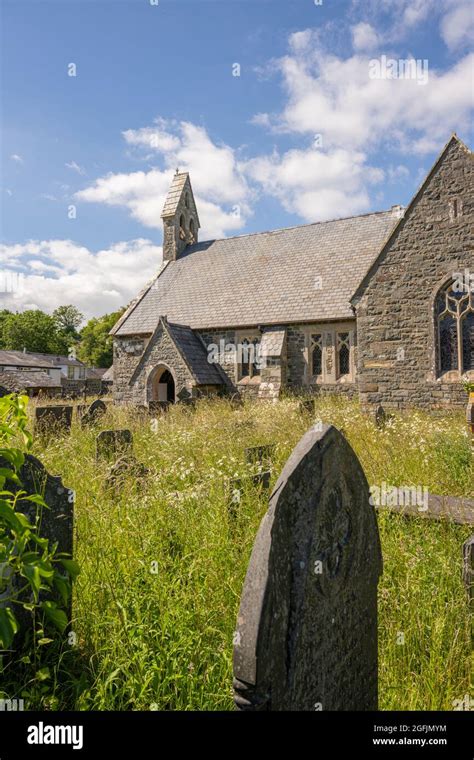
<box><xmin>436</xmin><ymin>280</ymin><xmax>474</xmax><ymax>376</ymax></box>
<box><xmin>179</xmin><ymin>214</ymin><xmax>186</xmax><ymax>241</ymax></box>
<box><xmin>310</xmin><ymin>334</ymin><xmax>322</xmax><ymax>377</ymax></box>
<box><xmin>189</xmin><ymin>217</ymin><xmax>196</xmax><ymax>244</ymax></box>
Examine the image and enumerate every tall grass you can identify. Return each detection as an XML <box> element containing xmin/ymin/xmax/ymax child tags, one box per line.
<box><xmin>2</xmin><ymin>396</ymin><xmax>472</xmax><ymax>710</ymax></box>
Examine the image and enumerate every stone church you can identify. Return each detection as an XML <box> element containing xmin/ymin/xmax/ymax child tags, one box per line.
<box><xmin>111</xmin><ymin>134</ymin><xmax>473</xmax><ymax>409</ymax></box>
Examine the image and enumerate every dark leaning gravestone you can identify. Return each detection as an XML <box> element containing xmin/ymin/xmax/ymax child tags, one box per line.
<box><xmin>233</xmin><ymin>424</ymin><xmax>383</xmax><ymax>711</ymax></box>
<box><xmin>80</xmin><ymin>398</ymin><xmax>107</xmax><ymax>427</ymax></box>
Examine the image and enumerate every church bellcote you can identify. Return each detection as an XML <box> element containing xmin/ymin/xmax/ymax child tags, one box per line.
<box><xmin>161</xmin><ymin>171</ymin><xmax>200</xmax><ymax>261</ymax></box>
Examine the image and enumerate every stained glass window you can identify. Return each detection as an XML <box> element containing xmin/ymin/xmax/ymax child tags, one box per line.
<box><xmin>462</xmin><ymin>312</ymin><xmax>474</xmax><ymax>373</ymax></box>
<box><xmin>439</xmin><ymin>315</ymin><xmax>458</xmax><ymax>372</ymax></box>
<box><xmin>337</xmin><ymin>332</ymin><xmax>351</xmax><ymax>376</ymax></box>
<box><xmin>310</xmin><ymin>334</ymin><xmax>322</xmax><ymax>376</ymax></box>
<box><xmin>436</xmin><ymin>280</ymin><xmax>474</xmax><ymax>375</ymax></box>
<box><xmin>240</xmin><ymin>338</ymin><xmax>250</xmax><ymax>377</ymax></box>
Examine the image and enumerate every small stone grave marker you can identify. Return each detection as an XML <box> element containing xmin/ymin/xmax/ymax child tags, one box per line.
<box><xmin>35</xmin><ymin>405</ymin><xmax>73</xmax><ymax>434</ymax></box>
<box><xmin>374</xmin><ymin>405</ymin><xmax>387</xmax><ymax>428</ymax></box>
<box><xmin>149</xmin><ymin>400</ymin><xmax>169</xmax><ymax>414</ymax></box>
<box><xmin>298</xmin><ymin>398</ymin><xmax>314</xmax><ymax>415</ymax></box>
<box><xmin>245</xmin><ymin>444</ymin><xmax>276</xmax><ymax>467</ymax></box>
<box><xmin>228</xmin><ymin>471</ymin><xmax>271</xmax><ymax>517</ymax></box>
<box><xmin>233</xmin><ymin>424</ymin><xmax>383</xmax><ymax>711</ymax></box>
<box><xmin>96</xmin><ymin>429</ymin><xmax>133</xmax><ymax>461</ymax></box>
<box><xmin>105</xmin><ymin>455</ymin><xmax>149</xmax><ymax>490</ymax></box>
<box><xmin>177</xmin><ymin>387</ymin><xmax>196</xmax><ymax>408</ymax></box>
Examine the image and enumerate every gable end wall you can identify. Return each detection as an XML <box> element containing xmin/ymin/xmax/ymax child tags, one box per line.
<box><xmin>354</xmin><ymin>139</ymin><xmax>473</xmax><ymax>409</ymax></box>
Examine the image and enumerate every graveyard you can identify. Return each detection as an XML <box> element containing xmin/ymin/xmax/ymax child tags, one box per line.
<box><xmin>1</xmin><ymin>393</ymin><xmax>472</xmax><ymax>711</ymax></box>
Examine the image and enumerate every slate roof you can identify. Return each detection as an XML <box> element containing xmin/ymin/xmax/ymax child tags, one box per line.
<box><xmin>260</xmin><ymin>327</ymin><xmax>286</xmax><ymax>357</ymax></box>
<box><xmin>29</xmin><ymin>352</ymin><xmax>85</xmax><ymax>368</ymax></box>
<box><xmin>164</xmin><ymin>319</ymin><xmax>223</xmax><ymax>385</ymax></box>
<box><xmin>0</xmin><ymin>350</ymin><xmax>85</xmax><ymax>369</ymax></box>
<box><xmin>0</xmin><ymin>350</ymin><xmax>56</xmax><ymax>369</ymax></box>
<box><xmin>0</xmin><ymin>369</ymin><xmax>61</xmax><ymax>392</ymax></box>
<box><xmin>113</xmin><ymin>209</ymin><xmax>399</xmax><ymax>335</ymax></box>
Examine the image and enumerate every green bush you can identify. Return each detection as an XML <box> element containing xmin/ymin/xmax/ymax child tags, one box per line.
<box><xmin>0</xmin><ymin>394</ymin><xmax>79</xmax><ymax>671</ymax></box>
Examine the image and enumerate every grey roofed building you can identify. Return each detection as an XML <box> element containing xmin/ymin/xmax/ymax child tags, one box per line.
<box><xmin>112</xmin><ymin>209</ymin><xmax>398</xmax><ymax>335</ymax></box>
<box><xmin>0</xmin><ymin>369</ymin><xmax>62</xmax><ymax>397</ymax></box>
<box><xmin>0</xmin><ymin>350</ymin><xmax>56</xmax><ymax>370</ymax></box>
<box><xmin>111</xmin><ymin>135</ymin><xmax>473</xmax><ymax>409</ymax></box>
<box><xmin>27</xmin><ymin>351</ymin><xmax>85</xmax><ymax>368</ymax></box>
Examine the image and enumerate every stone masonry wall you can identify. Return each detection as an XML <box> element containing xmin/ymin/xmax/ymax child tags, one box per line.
<box><xmin>286</xmin><ymin>323</ymin><xmax>357</xmax><ymax>397</ymax></box>
<box><xmin>354</xmin><ymin>138</ymin><xmax>473</xmax><ymax>410</ymax></box>
<box><xmin>113</xmin><ymin>326</ymin><xmax>194</xmax><ymax>405</ymax></box>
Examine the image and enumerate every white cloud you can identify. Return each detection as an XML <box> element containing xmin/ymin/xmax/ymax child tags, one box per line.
<box><xmin>244</xmin><ymin>23</ymin><xmax>472</xmax><ymax>220</ymax></box>
<box><xmin>0</xmin><ymin>239</ymin><xmax>161</xmax><ymax>319</ymax></box>
<box><xmin>77</xmin><ymin>121</ymin><xmax>252</xmax><ymax>240</ymax></box>
<box><xmin>10</xmin><ymin>154</ymin><xmax>24</xmax><ymax>164</ymax></box>
<box><xmin>244</xmin><ymin>147</ymin><xmax>384</xmax><ymax>221</ymax></box>
<box><xmin>264</xmin><ymin>34</ymin><xmax>472</xmax><ymax>155</ymax></box>
<box><xmin>440</xmin><ymin>2</ymin><xmax>474</xmax><ymax>50</ymax></box>
<box><xmin>351</xmin><ymin>22</ymin><xmax>380</xmax><ymax>52</ymax></box>
<box><xmin>352</xmin><ymin>0</ymin><xmax>472</xmax><ymax>50</ymax></box>
<box><xmin>250</xmin><ymin>112</ymin><xmax>272</xmax><ymax>128</ymax></box>
<box><xmin>65</xmin><ymin>160</ymin><xmax>86</xmax><ymax>176</ymax></box>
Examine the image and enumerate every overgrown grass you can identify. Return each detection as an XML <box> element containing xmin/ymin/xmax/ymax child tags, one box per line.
<box><xmin>2</xmin><ymin>396</ymin><xmax>472</xmax><ymax>710</ymax></box>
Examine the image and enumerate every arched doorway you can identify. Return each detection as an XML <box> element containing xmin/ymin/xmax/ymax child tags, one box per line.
<box><xmin>151</xmin><ymin>366</ymin><xmax>176</xmax><ymax>403</ymax></box>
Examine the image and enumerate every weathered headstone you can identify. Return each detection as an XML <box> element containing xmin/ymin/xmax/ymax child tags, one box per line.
<box><xmin>0</xmin><ymin>454</ymin><xmax>74</xmax><ymax>642</ymax></box>
<box><xmin>245</xmin><ymin>444</ymin><xmax>276</xmax><ymax>467</ymax></box>
<box><xmin>462</xmin><ymin>535</ymin><xmax>473</xmax><ymax>603</ymax></box>
<box><xmin>149</xmin><ymin>400</ymin><xmax>169</xmax><ymax>414</ymax></box>
<box><xmin>35</xmin><ymin>405</ymin><xmax>73</xmax><ymax>434</ymax></box>
<box><xmin>177</xmin><ymin>387</ymin><xmax>196</xmax><ymax>408</ymax></box>
<box><xmin>374</xmin><ymin>405</ymin><xmax>386</xmax><ymax>428</ymax></box>
<box><xmin>96</xmin><ymin>429</ymin><xmax>133</xmax><ymax>461</ymax></box>
<box><xmin>233</xmin><ymin>424</ymin><xmax>383</xmax><ymax>711</ymax></box>
<box><xmin>89</xmin><ymin>398</ymin><xmax>107</xmax><ymax>417</ymax></box>
<box><xmin>80</xmin><ymin>398</ymin><xmax>107</xmax><ymax>427</ymax></box>
<box><xmin>229</xmin><ymin>471</ymin><xmax>271</xmax><ymax>515</ymax></box>
<box><xmin>105</xmin><ymin>455</ymin><xmax>149</xmax><ymax>490</ymax></box>
<box><xmin>229</xmin><ymin>393</ymin><xmax>243</xmax><ymax>409</ymax></box>
<box><xmin>299</xmin><ymin>398</ymin><xmax>314</xmax><ymax>415</ymax></box>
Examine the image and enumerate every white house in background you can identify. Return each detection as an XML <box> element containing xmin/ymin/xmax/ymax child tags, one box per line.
<box><xmin>27</xmin><ymin>352</ymin><xmax>87</xmax><ymax>381</ymax></box>
<box><xmin>0</xmin><ymin>350</ymin><xmax>63</xmax><ymax>384</ymax></box>
<box><xmin>0</xmin><ymin>350</ymin><xmax>86</xmax><ymax>382</ymax></box>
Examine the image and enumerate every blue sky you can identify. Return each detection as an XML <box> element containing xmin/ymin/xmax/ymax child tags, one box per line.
<box><xmin>1</xmin><ymin>0</ymin><xmax>473</xmax><ymax>319</ymax></box>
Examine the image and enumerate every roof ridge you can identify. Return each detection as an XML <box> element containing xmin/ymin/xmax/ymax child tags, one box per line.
<box><xmin>192</xmin><ymin>208</ymin><xmax>397</xmax><ymax>247</ymax></box>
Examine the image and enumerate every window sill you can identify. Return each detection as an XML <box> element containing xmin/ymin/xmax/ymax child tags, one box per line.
<box><xmin>238</xmin><ymin>375</ymin><xmax>261</xmax><ymax>386</ymax></box>
<box><xmin>436</xmin><ymin>371</ymin><xmax>474</xmax><ymax>383</ymax></box>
